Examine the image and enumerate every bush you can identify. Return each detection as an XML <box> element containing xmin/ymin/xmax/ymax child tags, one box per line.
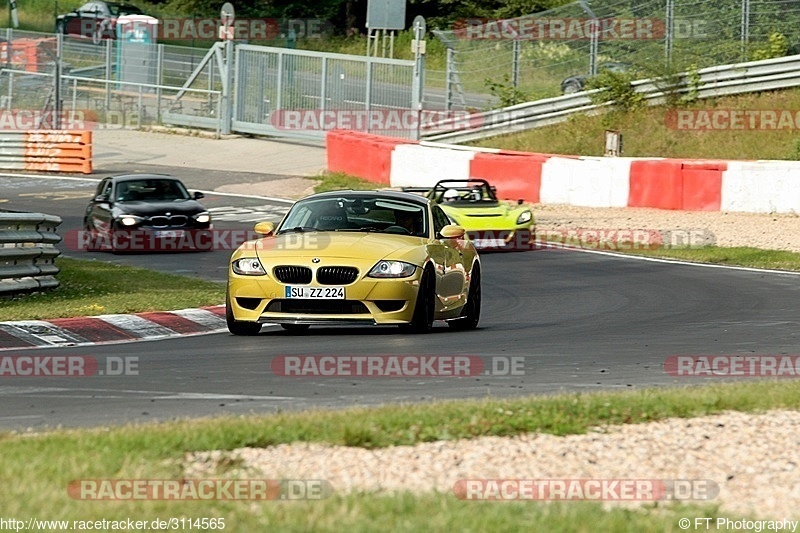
<box><xmin>586</xmin><ymin>70</ymin><xmax>644</xmax><ymax>112</ymax></box>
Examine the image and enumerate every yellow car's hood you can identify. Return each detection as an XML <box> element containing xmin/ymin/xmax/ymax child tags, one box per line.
<box><xmin>252</xmin><ymin>231</ymin><xmax>423</xmax><ymax>261</ymax></box>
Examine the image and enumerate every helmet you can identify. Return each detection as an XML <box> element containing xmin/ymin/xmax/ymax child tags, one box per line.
<box><xmin>443</xmin><ymin>189</ymin><xmax>460</xmax><ymax>202</ymax></box>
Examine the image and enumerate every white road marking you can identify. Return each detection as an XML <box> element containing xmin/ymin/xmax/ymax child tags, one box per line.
<box><xmin>0</xmin><ymin>386</ymin><xmax>293</xmax><ymax>401</ymax></box>
<box><xmin>542</xmin><ymin>243</ymin><xmax>800</xmax><ymax>276</ymax></box>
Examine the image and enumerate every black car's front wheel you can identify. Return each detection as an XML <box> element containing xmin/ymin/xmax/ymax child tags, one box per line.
<box><xmin>226</xmin><ymin>294</ymin><xmax>262</xmax><ymax>336</ymax></box>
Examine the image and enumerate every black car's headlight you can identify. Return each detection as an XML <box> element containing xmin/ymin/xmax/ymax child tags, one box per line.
<box><xmin>118</xmin><ymin>215</ymin><xmax>143</xmax><ymax>227</ymax></box>
<box><xmin>194</xmin><ymin>212</ymin><xmax>211</xmax><ymax>224</ymax></box>
<box><xmin>516</xmin><ymin>211</ymin><xmax>532</xmax><ymax>225</ymax></box>
<box><xmin>368</xmin><ymin>261</ymin><xmax>416</xmax><ymax>278</ymax></box>
<box><xmin>232</xmin><ymin>258</ymin><xmax>267</xmax><ymax>276</ymax></box>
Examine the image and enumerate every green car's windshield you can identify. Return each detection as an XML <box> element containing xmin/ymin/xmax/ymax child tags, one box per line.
<box><xmin>430</xmin><ymin>181</ymin><xmax>500</xmax><ymax>206</ymax></box>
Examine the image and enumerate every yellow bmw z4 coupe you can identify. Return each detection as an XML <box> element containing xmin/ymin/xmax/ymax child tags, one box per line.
<box><xmin>226</xmin><ymin>190</ymin><xmax>481</xmax><ymax>335</ymax></box>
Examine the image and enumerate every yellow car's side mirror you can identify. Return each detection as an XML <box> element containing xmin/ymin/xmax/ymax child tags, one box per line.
<box><xmin>439</xmin><ymin>224</ymin><xmax>466</xmax><ymax>239</ymax></box>
<box><xmin>254</xmin><ymin>221</ymin><xmax>275</xmax><ymax>235</ymax></box>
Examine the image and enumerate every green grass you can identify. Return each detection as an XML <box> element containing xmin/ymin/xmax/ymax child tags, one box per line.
<box><xmin>1</xmin><ymin>380</ymin><xmax>796</xmax><ymax>527</ymax></box>
<box><xmin>312</xmin><ymin>171</ymin><xmax>383</xmax><ymax>194</ymax></box>
<box><xmin>472</xmin><ymin>89</ymin><xmax>800</xmax><ymax>159</ymax></box>
<box><xmin>622</xmin><ymin>246</ymin><xmax>800</xmax><ymax>271</ymax></box>
<box><xmin>0</xmin><ymin>257</ymin><xmax>223</xmax><ymax>321</ymax></box>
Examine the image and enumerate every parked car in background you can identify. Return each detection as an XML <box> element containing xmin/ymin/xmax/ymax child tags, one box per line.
<box><xmin>560</xmin><ymin>61</ymin><xmax>632</xmax><ymax>94</ymax></box>
<box><xmin>56</xmin><ymin>1</ymin><xmax>146</xmax><ymax>44</ymax></box>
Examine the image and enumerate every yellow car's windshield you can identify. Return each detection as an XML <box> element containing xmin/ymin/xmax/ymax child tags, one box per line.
<box><xmin>278</xmin><ymin>197</ymin><xmax>428</xmax><ymax>237</ymax></box>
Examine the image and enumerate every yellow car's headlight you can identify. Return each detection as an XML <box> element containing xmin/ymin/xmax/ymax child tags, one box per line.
<box><xmin>368</xmin><ymin>260</ymin><xmax>416</xmax><ymax>278</ymax></box>
<box><xmin>232</xmin><ymin>257</ymin><xmax>267</xmax><ymax>276</ymax></box>
<box><xmin>516</xmin><ymin>211</ymin><xmax>532</xmax><ymax>225</ymax></box>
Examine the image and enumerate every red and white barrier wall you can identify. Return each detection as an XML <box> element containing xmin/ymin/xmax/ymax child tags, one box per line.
<box><xmin>326</xmin><ymin>130</ymin><xmax>799</xmax><ymax>213</ymax></box>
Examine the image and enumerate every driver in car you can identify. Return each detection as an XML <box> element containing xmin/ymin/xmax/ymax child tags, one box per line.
<box><xmin>394</xmin><ymin>209</ymin><xmax>422</xmax><ymax>236</ymax></box>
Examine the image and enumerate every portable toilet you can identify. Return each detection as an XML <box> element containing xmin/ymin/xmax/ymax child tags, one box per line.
<box><xmin>116</xmin><ymin>15</ymin><xmax>159</xmax><ymax>91</ymax></box>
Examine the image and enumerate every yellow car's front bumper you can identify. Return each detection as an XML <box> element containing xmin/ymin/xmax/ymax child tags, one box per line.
<box><xmin>228</xmin><ymin>270</ymin><xmax>423</xmax><ymax>326</ymax></box>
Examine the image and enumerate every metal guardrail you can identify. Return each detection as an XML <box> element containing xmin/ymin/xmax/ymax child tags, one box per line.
<box><xmin>0</xmin><ymin>211</ymin><xmax>62</xmax><ymax>296</ymax></box>
<box><xmin>422</xmin><ymin>54</ymin><xmax>800</xmax><ymax>143</ymax></box>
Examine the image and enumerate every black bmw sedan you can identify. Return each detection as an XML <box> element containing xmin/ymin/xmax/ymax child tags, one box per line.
<box><xmin>83</xmin><ymin>174</ymin><xmax>211</xmax><ymax>252</ymax></box>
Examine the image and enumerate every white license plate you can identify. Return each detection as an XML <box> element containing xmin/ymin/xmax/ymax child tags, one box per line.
<box><xmin>154</xmin><ymin>230</ymin><xmax>185</xmax><ymax>238</ymax></box>
<box><xmin>473</xmin><ymin>238</ymin><xmax>506</xmax><ymax>248</ymax></box>
<box><xmin>285</xmin><ymin>286</ymin><xmax>345</xmax><ymax>299</ymax></box>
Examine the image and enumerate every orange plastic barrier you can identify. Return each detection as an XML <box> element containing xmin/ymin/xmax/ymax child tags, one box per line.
<box><xmin>326</xmin><ymin>130</ymin><xmax>416</xmax><ymax>185</ymax></box>
<box><xmin>681</xmin><ymin>161</ymin><xmax>726</xmax><ymax>211</ymax></box>
<box><xmin>628</xmin><ymin>160</ymin><xmax>683</xmax><ymax>210</ymax></box>
<box><xmin>0</xmin><ymin>131</ymin><xmax>92</xmax><ymax>174</ymax></box>
<box><xmin>0</xmin><ymin>38</ymin><xmax>56</xmax><ymax>73</ymax></box>
<box><xmin>469</xmin><ymin>152</ymin><xmax>548</xmax><ymax>203</ymax></box>
<box><xmin>629</xmin><ymin>159</ymin><xmax>725</xmax><ymax>211</ymax></box>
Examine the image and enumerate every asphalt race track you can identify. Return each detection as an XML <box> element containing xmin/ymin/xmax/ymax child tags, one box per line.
<box><xmin>2</xmin><ymin>175</ymin><xmax>799</xmax><ymax>430</ymax></box>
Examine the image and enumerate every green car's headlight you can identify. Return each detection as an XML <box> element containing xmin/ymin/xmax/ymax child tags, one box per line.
<box><xmin>516</xmin><ymin>211</ymin><xmax>532</xmax><ymax>225</ymax></box>
<box><xmin>368</xmin><ymin>260</ymin><xmax>417</xmax><ymax>278</ymax></box>
<box><xmin>232</xmin><ymin>257</ymin><xmax>267</xmax><ymax>276</ymax></box>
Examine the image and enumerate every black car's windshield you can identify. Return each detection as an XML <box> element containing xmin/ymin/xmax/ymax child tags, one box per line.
<box><xmin>114</xmin><ymin>179</ymin><xmax>190</xmax><ymax>202</ymax></box>
<box><xmin>278</xmin><ymin>197</ymin><xmax>428</xmax><ymax>237</ymax></box>
<box><xmin>109</xmin><ymin>3</ymin><xmax>143</xmax><ymax>16</ymax></box>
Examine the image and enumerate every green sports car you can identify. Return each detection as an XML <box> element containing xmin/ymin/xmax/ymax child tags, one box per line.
<box><xmin>422</xmin><ymin>179</ymin><xmax>536</xmax><ymax>251</ymax></box>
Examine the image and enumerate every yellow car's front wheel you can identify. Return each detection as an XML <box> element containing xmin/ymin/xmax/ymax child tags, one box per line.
<box><xmin>406</xmin><ymin>266</ymin><xmax>436</xmax><ymax>333</ymax></box>
<box><xmin>226</xmin><ymin>293</ymin><xmax>262</xmax><ymax>336</ymax></box>
<box><xmin>448</xmin><ymin>265</ymin><xmax>481</xmax><ymax>330</ymax></box>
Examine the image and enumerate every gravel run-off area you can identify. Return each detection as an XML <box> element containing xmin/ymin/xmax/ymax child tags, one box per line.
<box><xmin>206</xmin><ymin>179</ymin><xmax>800</xmax><ymax>519</ymax></box>
<box><xmin>186</xmin><ymin>411</ymin><xmax>800</xmax><ymax>520</ymax></box>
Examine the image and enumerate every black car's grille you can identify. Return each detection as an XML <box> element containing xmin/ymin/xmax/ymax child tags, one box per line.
<box><xmin>266</xmin><ymin>300</ymin><xmax>368</xmax><ymax>314</ymax></box>
<box><xmin>274</xmin><ymin>266</ymin><xmax>312</xmax><ymax>284</ymax></box>
<box><xmin>148</xmin><ymin>215</ymin><xmax>188</xmax><ymax>228</ymax></box>
<box><xmin>316</xmin><ymin>266</ymin><xmax>359</xmax><ymax>285</ymax></box>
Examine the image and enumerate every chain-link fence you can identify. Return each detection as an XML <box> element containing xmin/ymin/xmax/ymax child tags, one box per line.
<box><xmin>0</xmin><ymin>29</ymin><xmax>420</xmax><ymax>139</ymax></box>
<box><xmin>432</xmin><ymin>0</ymin><xmax>800</xmax><ymax>109</ymax></box>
